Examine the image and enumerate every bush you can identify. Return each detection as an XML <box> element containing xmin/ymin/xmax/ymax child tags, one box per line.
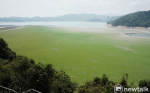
<box><xmin>139</xmin><ymin>79</ymin><xmax>150</xmax><ymax>91</ymax></box>
<box><xmin>0</xmin><ymin>38</ymin><xmax>16</xmax><ymax>60</ymax></box>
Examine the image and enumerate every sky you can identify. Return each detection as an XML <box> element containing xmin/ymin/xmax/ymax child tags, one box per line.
<box><xmin>0</xmin><ymin>0</ymin><xmax>150</xmax><ymax>17</ymax></box>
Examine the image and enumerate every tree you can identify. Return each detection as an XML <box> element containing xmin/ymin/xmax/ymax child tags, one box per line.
<box><xmin>107</xmin><ymin>10</ymin><xmax>150</xmax><ymax>28</ymax></box>
<box><xmin>0</xmin><ymin>38</ymin><xmax>16</xmax><ymax>60</ymax></box>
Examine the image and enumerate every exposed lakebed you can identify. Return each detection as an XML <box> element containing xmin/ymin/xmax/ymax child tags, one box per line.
<box><xmin>126</xmin><ymin>33</ymin><xmax>150</xmax><ymax>37</ymax></box>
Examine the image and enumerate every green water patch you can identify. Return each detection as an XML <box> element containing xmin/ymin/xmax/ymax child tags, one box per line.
<box><xmin>0</xmin><ymin>26</ymin><xmax>150</xmax><ymax>85</ymax></box>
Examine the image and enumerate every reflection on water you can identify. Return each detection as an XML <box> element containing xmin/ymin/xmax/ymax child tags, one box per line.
<box><xmin>126</xmin><ymin>33</ymin><xmax>150</xmax><ymax>37</ymax></box>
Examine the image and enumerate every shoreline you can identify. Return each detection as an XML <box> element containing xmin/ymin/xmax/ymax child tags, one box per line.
<box><xmin>48</xmin><ymin>26</ymin><xmax>150</xmax><ymax>39</ymax></box>
<box><xmin>0</xmin><ymin>26</ymin><xmax>25</xmax><ymax>32</ymax></box>
<box><xmin>52</xmin><ymin>25</ymin><xmax>150</xmax><ymax>33</ymax></box>
<box><xmin>106</xmin><ymin>24</ymin><xmax>150</xmax><ymax>30</ymax></box>
<box><xmin>0</xmin><ymin>25</ymin><xmax>150</xmax><ymax>39</ymax></box>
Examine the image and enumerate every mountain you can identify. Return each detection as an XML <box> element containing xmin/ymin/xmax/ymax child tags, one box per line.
<box><xmin>0</xmin><ymin>14</ymin><xmax>122</xmax><ymax>22</ymax></box>
<box><xmin>0</xmin><ymin>18</ymin><xmax>25</xmax><ymax>22</ymax></box>
<box><xmin>52</xmin><ymin>14</ymin><xmax>108</xmax><ymax>21</ymax></box>
<box><xmin>107</xmin><ymin>10</ymin><xmax>150</xmax><ymax>27</ymax></box>
<box><xmin>107</xmin><ymin>16</ymin><xmax>121</xmax><ymax>22</ymax></box>
<box><xmin>3</xmin><ymin>16</ymin><xmax>53</xmax><ymax>22</ymax></box>
<box><xmin>86</xmin><ymin>18</ymin><xmax>102</xmax><ymax>22</ymax></box>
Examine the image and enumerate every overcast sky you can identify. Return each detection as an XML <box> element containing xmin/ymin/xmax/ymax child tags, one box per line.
<box><xmin>0</xmin><ymin>0</ymin><xmax>150</xmax><ymax>17</ymax></box>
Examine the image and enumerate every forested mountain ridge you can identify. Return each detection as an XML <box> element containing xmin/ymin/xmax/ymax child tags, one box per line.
<box><xmin>107</xmin><ymin>10</ymin><xmax>150</xmax><ymax>27</ymax></box>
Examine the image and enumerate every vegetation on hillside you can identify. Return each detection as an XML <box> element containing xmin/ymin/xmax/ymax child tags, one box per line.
<box><xmin>0</xmin><ymin>38</ymin><xmax>77</xmax><ymax>93</ymax></box>
<box><xmin>107</xmin><ymin>10</ymin><xmax>150</xmax><ymax>27</ymax></box>
<box><xmin>77</xmin><ymin>74</ymin><xmax>150</xmax><ymax>93</ymax></box>
<box><xmin>0</xmin><ymin>38</ymin><xmax>16</xmax><ymax>60</ymax></box>
<box><xmin>78</xmin><ymin>74</ymin><xmax>128</xmax><ymax>93</ymax></box>
<box><xmin>0</xmin><ymin>37</ymin><xmax>150</xmax><ymax>93</ymax></box>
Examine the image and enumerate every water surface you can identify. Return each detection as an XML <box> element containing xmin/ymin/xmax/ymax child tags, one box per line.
<box><xmin>0</xmin><ymin>21</ymin><xmax>107</xmax><ymax>28</ymax></box>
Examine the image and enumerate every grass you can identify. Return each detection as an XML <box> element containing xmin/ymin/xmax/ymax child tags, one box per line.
<box><xmin>0</xmin><ymin>26</ymin><xmax>150</xmax><ymax>85</ymax></box>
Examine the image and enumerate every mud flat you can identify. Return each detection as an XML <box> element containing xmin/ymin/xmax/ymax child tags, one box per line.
<box><xmin>55</xmin><ymin>26</ymin><xmax>150</xmax><ymax>39</ymax></box>
<box><xmin>0</xmin><ymin>26</ymin><xmax>24</xmax><ymax>32</ymax></box>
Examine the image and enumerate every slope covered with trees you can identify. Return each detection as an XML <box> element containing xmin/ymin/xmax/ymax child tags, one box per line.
<box><xmin>0</xmin><ymin>38</ymin><xmax>16</xmax><ymax>60</ymax></box>
<box><xmin>0</xmin><ymin>38</ymin><xmax>77</xmax><ymax>93</ymax></box>
<box><xmin>107</xmin><ymin>10</ymin><xmax>150</xmax><ymax>28</ymax></box>
<box><xmin>77</xmin><ymin>74</ymin><xmax>150</xmax><ymax>93</ymax></box>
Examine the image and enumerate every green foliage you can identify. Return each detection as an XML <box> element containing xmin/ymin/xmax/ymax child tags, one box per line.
<box><xmin>0</xmin><ymin>58</ymin><xmax>9</xmax><ymax>65</ymax></box>
<box><xmin>101</xmin><ymin>74</ymin><xmax>109</xmax><ymax>86</ymax></box>
<box><xmin>0</xmin><ymin>38</ymin><xmax>16</xmax><ymax>60</ymax></box>
<box><xmin>78</xmin><ymin>73</ymin><xmax>142</xmax><ymax>93</ymax></box>
<box><xmin>139</xmin><ymin>80</ymin><xmax>150</xmax><ymax>90</ymax></box>
<box><xmin>108</xmin><ymin>10</ymin><xmax>150</xmax><ymax>27</ymax></box>
<box><xmin>0</xmin><ymin>55</ymin><xmax>77</xmax><ymax>93</ymax></box>
<box><xmin>119</xmin><ymin>73</ymin><xmax>128</xmax><ymax>88</ymax></box>
<box><xmin>0</xmin><ymin>38</ymin><xmax>7</xmax><ymax>49</ymax></box>
<box><xmin>0</xmin><ymin>56</ymin><xmax>78</xmax><ymax>93</ymax></box>
<box><xmin>78</xmin><ymin>74</ymin><xmax>116</xmax><ymax>93</ymax></box>
<box><xmin>51</xmin><ymin>71</ymin><xmax>78</xmax><ymax>93</ymax></box>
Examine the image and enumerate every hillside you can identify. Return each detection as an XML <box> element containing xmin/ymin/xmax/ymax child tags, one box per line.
<box><xmin>107</xmin><ymin>10</ymin><xmax>150</xmax><ymax>27</ymax></box>
<box><xmin>0</xmin><ymin>38</ymin><xmax>77</xmax><ymax>93</ymax></box>
<box><xmin>86</xmin><ymin>18</ymin><xmax>102</xmax><ymax>22</ymax></box>
<box><xmin>0</xmin><ymin>18</ymin><xmax>25</xmax><ymax>22</ymax></box>
<box><xmin>0</xmin><ymin>14</ymin><xmax>121</xmax><ymax>22</ymax></box>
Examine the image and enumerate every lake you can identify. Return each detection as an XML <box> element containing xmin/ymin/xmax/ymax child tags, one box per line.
<box><xmin>1</xmin><ymin>26</ymin><xmax>150</xmax><ymax>85</ymax></box>
<box><xmin>0</xmin><ymin>21</ymin><xmax>107</xmax><ymax>28</ymax></box>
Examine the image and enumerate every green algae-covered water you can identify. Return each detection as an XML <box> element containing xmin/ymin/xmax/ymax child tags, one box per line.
<box><xmin>0</xmin><ymin>26</ymin><xmax>150</xmax><ymax>85</ymax></box>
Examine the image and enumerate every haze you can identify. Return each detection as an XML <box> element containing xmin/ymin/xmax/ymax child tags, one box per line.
<box><xmin>0</xmin><ymin>0</ymin><xmax>150</xmax><ymax>17</ymax></box>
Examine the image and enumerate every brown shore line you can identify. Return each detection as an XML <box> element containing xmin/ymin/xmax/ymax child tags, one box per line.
<box><xmin>106</xmin><ymin>24</ymin><xmax>150</xmax><ymax>30</ymax></box>
<box><xmin>48</xmin><ymin>25</ymin><xmax>150</xmax><ymax>40</ymax></box>
<box><xmin>0</xmin><ymin>26</ymin><xmax>25</xmax><ymax>32</ymax></box>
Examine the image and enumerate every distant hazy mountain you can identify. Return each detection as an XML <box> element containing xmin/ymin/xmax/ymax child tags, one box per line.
<box><xmin>0</xmin><ymin>14</ymin><xmax>121</xmax><ymax>22</ymax></box>
<box><xmin>107</xmin><ymin>16</ymin><xmax>121</xmax><ymax>22</ymax></box>
<box><xmin>0</xmin><ymin>18</ymin><xmax>25</xmax><ymax>22</ymax></box>
<box><xmin>107</xmin><ymin>10</ymin><xmax>150</xmax><ymax>27</ymax></box>
<box><xmin>86</xmin><ymin>18</ymin><xmax>102</xmax><ymax>22</ymax></box>
<box><xmin>52</xmin><ymin>14</ymin><xmax>108</xmax><ymax>21</ymax></box>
